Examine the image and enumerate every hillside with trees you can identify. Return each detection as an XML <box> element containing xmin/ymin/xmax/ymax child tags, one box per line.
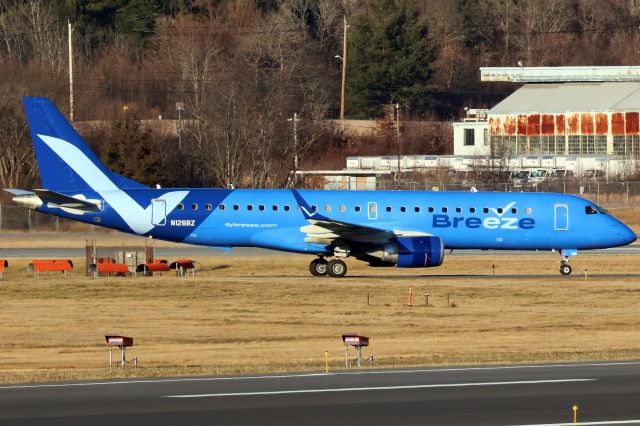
<box><xmin>1</xmin><ymin>0</ymin><xmax>640</xmax><ymax>189</ymax></box>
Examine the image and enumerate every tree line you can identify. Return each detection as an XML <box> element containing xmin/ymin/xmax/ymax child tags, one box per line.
<box><xmin>1</xmin><ymin>0</ymin><xmax>639</xmax><ymax>190</ymax></box>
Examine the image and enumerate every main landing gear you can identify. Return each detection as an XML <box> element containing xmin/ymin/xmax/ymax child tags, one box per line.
<box><xmin>559</xmin><ymin>255</ymin><xmax>572</xmax><ymax>276</ymax></box>
<box><xmin>309</xmin><ymin>257</ymin><xmax>347</xmax><ymax>278</ymax></box>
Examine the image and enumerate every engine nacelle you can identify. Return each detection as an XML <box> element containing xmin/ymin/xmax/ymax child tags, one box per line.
<box><xmin>369</xmin><ymin>236</ymin><xmax>444</xmax><ymax>268</ymax></box>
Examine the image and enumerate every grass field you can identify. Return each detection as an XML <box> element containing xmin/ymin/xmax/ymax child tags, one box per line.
<box><xmin>1</xmin><ymin>248</ymin><xmax>640</xmax><ymax>385</ymax></box>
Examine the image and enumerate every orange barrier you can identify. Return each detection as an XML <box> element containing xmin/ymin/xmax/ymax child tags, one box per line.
<box><xmin>0</xmin><ymin>260</ymin><xmax>7</xmax><ymax>277</ymax></box>
<box><xmin>136</xmin><ymin>259</ymin><xmax>170</xmax><ymax>273</ymax></box>
<box><xmin>29</xmin><ymin>259</ymin><xmax>73</xmax><ymax>276</ymax></box>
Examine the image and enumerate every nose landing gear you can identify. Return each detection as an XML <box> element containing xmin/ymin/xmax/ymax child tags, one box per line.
<box><xmin>559</xmin><ymin>251</ymin><xmax>574</xmax><ymax>276</ymax></box>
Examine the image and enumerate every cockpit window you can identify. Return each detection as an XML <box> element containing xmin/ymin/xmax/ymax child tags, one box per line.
<box><xmin>585</xmin><ymin>205</ymin><xmax>598</xmax><ymax>215</ymax></box>
<box><xmin>596</xmin><ymin>205</ymin><xmax>608</xmax><ymax>214</ymax></box>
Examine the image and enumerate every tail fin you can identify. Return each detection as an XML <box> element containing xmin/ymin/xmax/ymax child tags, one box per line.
<box><xmin>23</xmin><ymin>97</ymin><xmax>147</xmax><ymax>192</ymax></box>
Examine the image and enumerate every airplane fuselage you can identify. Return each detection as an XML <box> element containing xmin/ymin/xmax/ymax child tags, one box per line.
<box><xmin>30</xmin><ymin>189</ymin><xmax>634</xmax><ymax>253</ymax></box>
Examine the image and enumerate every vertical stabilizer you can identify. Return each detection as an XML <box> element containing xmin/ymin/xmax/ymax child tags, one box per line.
<box><xmin>22</xmin><ymin>96</ymin><xmax>147</xmax><ymax>192</ymax></box>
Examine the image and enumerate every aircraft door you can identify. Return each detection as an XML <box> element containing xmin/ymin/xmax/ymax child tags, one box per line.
<box><xmin>554</xmin><ymin>204</ymin><xmax>568</xmax><ymax>231</ymax></box>
<box><xmin>151</xmin><ymin>199</ymin><xmax>167</xmax><ymax>226</ymax></box>
<box><xmin>368</xmin><ymin>202</ymin><xmax>378</xmax><ymax>220</ymax></box>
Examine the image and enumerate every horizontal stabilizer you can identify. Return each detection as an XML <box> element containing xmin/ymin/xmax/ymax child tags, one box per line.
<box><xmin>5</xmin><ymin>188</ymin><xmax>102</xmax><ymax>212</ymax></box>
<box><xmin>33</xmin><ymin>189</ymin><xmax>102</xmax><ymax>212</ymax></box>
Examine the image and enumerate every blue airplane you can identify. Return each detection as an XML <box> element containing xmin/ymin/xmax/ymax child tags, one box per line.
<box><xmin>5</xmin><ymin>97</ymin><xmax>637</xmax><ymax>277</ymax></box>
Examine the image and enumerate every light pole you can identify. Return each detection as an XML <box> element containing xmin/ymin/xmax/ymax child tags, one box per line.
<box><xmin>336</xmin><ymin>16</ymin><xmax>348</xmax><ymax>131</ymax></box>
<box><xmin>395</xmin><ymin>102</ymin><xmax>401</xmax><ymax>186</ymax></box>
<box><xmin>175</xmin><ymin>101</ymin><xmax>184</xmax><ymax>151</ymax></box>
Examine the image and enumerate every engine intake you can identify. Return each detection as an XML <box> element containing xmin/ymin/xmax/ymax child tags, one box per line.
<box><xmin>369</xmin><ymin>236</ymin><xmax>444</xmax><ymax>268</ymax></box>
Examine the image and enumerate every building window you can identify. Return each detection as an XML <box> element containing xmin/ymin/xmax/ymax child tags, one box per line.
<box><xmin>583</xmin><ymin>135</ymin><xmax>595</xmax><ymax>154</ymax></box>
<box><xmin>568</xmin><ymin>135</ymin><xmax>580</xmax><ymax>154</ymax></box>
<box><xmin>529</xmin><ymin>136</ymin><xmax>541</xmax><ymax>154</ymax></box>
<box><xmin>596</xmin><ymin>136</ymin><xmax>607</xmax><ymax>155</ymax></box>
<box><xmin>464</xmin><ymin>128</ymin><xmax>475</xmax><ymax>146</ymax></box>
<box><xmin>556</xmin><ymin>136</ymin><xmax>566</xmax><ymax>154</ymax></box>
<box><xmin>614</xmin><ymin>135</ymin><xmax>625</xmax><ymax>155</ymax></box>
<box><xmin>517</xmin><ymin>136</ymin><xmax>527</xmax><ymax>155</ymax></box>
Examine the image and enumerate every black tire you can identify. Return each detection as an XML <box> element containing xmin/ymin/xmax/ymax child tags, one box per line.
<box><xmin>560</xmin><ymin>264</ymin><xmax>572</xmax><ymax>276</ymax></box>
<box><xmin>309</xmin><ymin>258</ymin><xmax>328</xmax><ymax>276</ymax></box>
<box><xmin>327</xmin><ymin>259</ymin><xmax>347</xmax><ymax>277</ymax></box>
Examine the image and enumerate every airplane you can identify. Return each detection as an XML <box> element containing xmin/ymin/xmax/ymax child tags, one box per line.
<box><xmin>4</xmin><ymin>97</ymin><xmax>637</xmax><ymax>277</ymax></box>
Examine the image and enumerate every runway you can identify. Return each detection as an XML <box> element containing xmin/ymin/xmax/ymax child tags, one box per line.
<box><xmin>2</xmin><ymin>361</ymin><xmax>640</xmax><ymax>425</ymax></box>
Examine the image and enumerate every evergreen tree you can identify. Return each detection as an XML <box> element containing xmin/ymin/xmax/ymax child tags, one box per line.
<box><xmin>346</xmin><ymin>0</ymin><xmax>437</xmax><ymax>118</ymax></box>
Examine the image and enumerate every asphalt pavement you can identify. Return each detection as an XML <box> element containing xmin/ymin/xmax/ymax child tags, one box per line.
<box><xmin>1</xmin><ymin>361</ymin><xmax>640</xmax><ymax>425</ymax></box>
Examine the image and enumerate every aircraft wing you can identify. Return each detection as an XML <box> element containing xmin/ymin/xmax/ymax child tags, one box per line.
<box><xmin>291</xmin><ymin>189</ymin><xmax>430</xmax><ymax>245</ymax></box>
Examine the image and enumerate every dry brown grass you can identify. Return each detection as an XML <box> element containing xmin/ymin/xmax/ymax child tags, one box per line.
<box><xmin>1</xmin><ymin>249</ymin><xmax>640</xmax><ymax>384</ymax></box>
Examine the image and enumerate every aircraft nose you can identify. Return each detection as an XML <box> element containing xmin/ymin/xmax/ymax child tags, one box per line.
<box><xmin>613</xmin><ymin>221</ymin><xmax>637</xmax><ymax>246</ymax></box>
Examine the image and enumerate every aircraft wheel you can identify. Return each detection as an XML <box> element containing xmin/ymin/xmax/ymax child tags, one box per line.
<box><xmin>559</xmin><ymin>264</ymin><xmax>572</xmax><ymax>276</ymax></box>
<box><xmin>309</xmin><ymin>258</ymin><xmax>328</xmax><ymax>276</ymax></box>
<box><xmin>327</xmin><ymin>259</ymin><xmax>347</xmax><ymax>278</ymax></box>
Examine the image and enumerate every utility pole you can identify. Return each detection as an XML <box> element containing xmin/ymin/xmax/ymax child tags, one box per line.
<box><xmin>288</xmin><ymin>113</ymin><xmax>300</xmax><ymax>170</ymax></box>
<box><xmin>339</xmin><ymin>16</ymin><xmax>348</xmax><ymax>130</ymax></box>
<box><xmin>395</xmin><ymin>103</ymin><xmax>401</xmax><ymax>186</ymax></box>
<box><xmin>68</xmin><ymin>20</ymin><xmax>74</xmax><ymax>122</ymax></box>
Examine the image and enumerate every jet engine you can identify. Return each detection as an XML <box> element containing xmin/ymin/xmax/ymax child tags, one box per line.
<box><xmin>366</xmin><ymin>236</ymin><xmax>444</xmax><ymax>268</ymax></box>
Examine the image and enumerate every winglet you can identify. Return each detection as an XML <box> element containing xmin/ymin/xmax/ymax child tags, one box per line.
<box><xmin>290</xmin><ymin>189</ymin><xmax>330</xmax><ymax>222</ymax></box>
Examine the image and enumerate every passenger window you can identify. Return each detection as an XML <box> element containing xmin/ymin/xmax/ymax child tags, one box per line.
<box><xmin>272</xmin><ymin>205</ymin><xmax>278</xmax><ymax>211</ymax></box>
<box><xmin>400</xmin><ymin>206</ymin><xmax>407</xmax><ymax>213</ymax></box>
<box><xmin>369</xmin><ymin>204</ymin><xmax>376</xmax><ymax>213</ymax></box>
<box><xmin>325</xmin><ymin>205</ymin><xmax>331</xmax><ymax>212</ymax></box>
<box><xmin>414</xmin><ymin>206</ymin><xmax>421</xmax><ymax>213</ymax></box>
<box><xmin>284</xmin><ymin>205</ymin><xmax>290</xmax><ymax>212</ymax></box>
<box><xmin>339</xmin><ymin>205</ymin><xmax>346</xmax><ymax>212</ymax></box>
<box><xmin>192</xmin><ymin>203</ymin><xmax>198</xmax><ymax>210</ymax></box>
<box><xmin>442</xmin><ymin>207</ymin><xmax>448</xmax><ymax>213</ymax></box>
<box><xmin>355</xmin><ymin>205</ymin><xmax>361</xmax><ymax>212</ymax></box>
<box><xmin>386</xmin><ymin>206</ymin><xmax>392</xmax><ymax>213</ymax></box>
<box><xmin>483</xmin><ymin>207</ymin><xmax>489</xmax><ymax>213</ymax></box>
<box><xmin>247</xmin><ymin>205</ymin><xmax>253</xmax><ymax>211</ymax></box>
<box><xmin>205</xmin><ymin>204</ymin><xmax>212</xmax><ymax>211</ymax></box>
<box><xmin>311</xmin><ymin>205</ymin><xmax>318</xmax><ymax>212</ymax></box>
<box><xmin>177</xmin><ymin>203</ymin><xmax>184</xmax><ymax>210</ymax></box>
<box><xmin>428</xmin><ymin>207</ymin><xmax>434</xmax><ymax>213</ymax></box>
<box><xmin>585</xmin><ymin>205</ymin><xmax>598</xmax><ymax>215</ymax></box>
<box><xmin>219</xmin><ymin>204</ymin><xmax>225</xmax><ymax>211</ymax></box>
<box><xmin>526</xmin><ymin>207</ymin><xmax>532</xmax><ymax>215</ymax></box>
<box><xmin>511</xmin><ymin>208</ymin><xmax>517</xmax><ymax>214</ymax></box>
<box><xmin>456</xmin><ymin>207</ymin><xmax>462</xmax><ymax>213</ymax></box>
<box><xmin>233</xmin><ymin>204</ymin><xmax>239</xmax><ymax>211</ymax></box>
<box><xmin>497</xmin><ymin>208</ymin><xmax>503</xmax><ymax>214</ymax></box>
<box><xmin>259</xmin><ymin>205</ymin><xmax>265</xmax><ymax>211</ymax></box>
<box><xmin>470</xmin><ymin>207</ymin><xmax>476</xmax><ymax>213</ymax></box>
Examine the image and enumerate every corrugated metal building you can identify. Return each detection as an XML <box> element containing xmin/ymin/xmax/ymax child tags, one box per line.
<box><xmin>488</xmin><ymin>82</ymin><xmax>640</xmax><ymax>156</ymax></box>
